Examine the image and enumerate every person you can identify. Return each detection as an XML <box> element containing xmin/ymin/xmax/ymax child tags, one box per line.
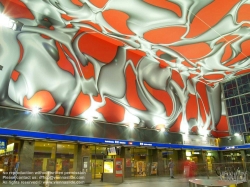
<box><xmin>168</xmin><ymin>158</ymin><xmax>175</xmax><ymax>178</ymax></box>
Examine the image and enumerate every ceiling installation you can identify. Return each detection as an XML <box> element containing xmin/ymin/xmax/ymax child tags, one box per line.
<box><xmin>0</xmin><ymin>0</ymin><xmax>249</xmax><ymax>137</ymax></box>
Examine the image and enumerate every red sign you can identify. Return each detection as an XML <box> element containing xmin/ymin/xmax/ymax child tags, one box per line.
<box><xmin>115</xmin><ymin>158</ymin><xmax>123</xmax><ymax>177</ymax></box>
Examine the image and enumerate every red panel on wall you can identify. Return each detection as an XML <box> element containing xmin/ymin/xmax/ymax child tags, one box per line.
<box><xmin>170</xmin><ymin>113</ymin><xmax>182</xmax><ymax>132</ymax></box>
<box><xmin>102</xmin><ymin>10</ymin><xmax>135</xmax><ymax>35</ymax></box>
<box><xmin>170</xmin><ymin>43</ymin><xmax>212</xmax><ymax>59</ymax></box>
<box><xmin>186</xmin><ymin>94</ymin><xmax>198</xmax><ymax>121</ymax></box>
<box><xmin>211</xmin><ymin>116</ymin><xmax>229</xmax><ymax>137</ymax></box>
<box><xmin>56</xmin><ymin>42</ymin><xmax>75</xmax><ymax>76</ymax></box>
<box><xmin>225</xmin><ymin>40</ymin><xmax>250</xmax><ymax>66</ymax></box>
<box><xmin>70</xmin><ymin>92</ymin><xmax>91</xmax><ymax>117</ymax></box>
<box><xmin>23</xmin><ymin>91</ymin><xmax>56</xmax><ymax>112</ymax></box>
<box><xmin>71</xmin><ymin>0</ymin><xmax>84</xmax><ymax>6</ymax></box>
<box><xmin>1</xmin><ymin>0</ymin><xmax>34</xmax><ymax>19</ymax></box>
<box><xmin>55</xmin><ymin>106</ymin><xmax>65</xmax><ymax>116</ymax></box>
<box><xmin>144</xmin><ymin>81</ymin><xmax>173</xmax><ymax>116</ymax></box>
<box><xmin>97</xmin><ymin>98</ymin><xmax>125</xmax><ymax>123</ymax></box>
<box><xmin>11</xmin><ymin>70</ymin><xmax>20</xmax><ymax>82</ymax></box>
<box><xmin>196</xmin><ymin>82</ymin><xmax>210</xmax><ymax>115</ymax></box>
<box><xmin>89</xmin><ymin>0</ymin><xmax>108</xmax><ymax>8</ymax></box>
<box><xmin>196</xmin><ymin>82</ymin><xmax>210</xmax><ymax>124</ymax></box>
<box><xmin>186</xmin><ymin>0</ymin><xmax>240</xmax><ymax>38</ymax></box>
<box><xmin>80</xmin><ymin>61</ymin><xmax>95</xmax><ymax>79</ymax></box>
<box><xmin>144</xmin><ymin>0</ymin><xmax>182</xmax><ymax>17</ymax></box>
<box><xmin>171</xmin><ymin>70</ymin><xmax>184</xmax><ymax>89</ymax></box>
<box><xmin>78</xmin><ymin>33</ymin><xmax>124</xmax><ymax>63</ymax></box>
<box><xmin>144</xmin><ymin>27</ymin><xmax>187</xmax><ymax>44</ymax></box>
<box><xmin>125</xmin><ymin>65</ymin><xmax>147</xmax><ymax>111</ymax></box>
<box><xmin>126</xmin><ymin>50</ymin><xmax>146</xmax><ymax>67</ymax></box>
<box><xmin>237</xmin><ymin>4</ymin><xmax>250</xmax><ymax>22</ymax></box>
<box><xmin>235</xmin><ymin>69</ymin><xmax>250</xmax><ymax>76</ymax></box>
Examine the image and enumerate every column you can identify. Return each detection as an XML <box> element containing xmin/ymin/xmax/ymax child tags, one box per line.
<box><xmin>19</xmin><ymin>140</ymin><xmax>35</xmax><ymax>171</ymax></box>
<box><xmin>152</xmin><ymin>149</ymin><xmax>164</xmax><ymax>175</ymax></box>
<box><xmin>120</xmin><ymin>147</ymin><xmax>132</xmax><ymax>178</ymax></box>
<box><xmin>76</xmin><ymin>144</ymin><xmax>92</xmax><ymax>184</ymax></box>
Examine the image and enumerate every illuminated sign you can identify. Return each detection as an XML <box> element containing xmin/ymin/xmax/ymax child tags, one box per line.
<box><xmin>105</xmin><ymin>140</ymin><xmax>115</xmax><ymax>144</ymax></box>
<box><xmin>104</xmin><ymin>140</ymin><xmax>127</xmax><ymax>145</ymax></box>
<box><xmin>0</xmin><ymin>139</ymin><xmax>7</xmax><ymax>149</ymax></box>
<box><xmin>6</xmin><ymin>143</ymin><xmax>14</xmax><ymax>153</ymax></box>
<box><xmin>140</xmin><ymin>143</ymin><xmax>152</xmax><ymax>146</ymax></box>
<box><xmin>225</xmin><ymin>146</ymin><xmax>235</xmax><ymax>150</ymax></box>
<box><xmin>193</xmin><ymin>152</ymin><xmax>200</xmax><ymax>155</ymax></box>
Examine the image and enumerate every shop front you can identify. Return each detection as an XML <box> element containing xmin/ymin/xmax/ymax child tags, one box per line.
<box><xmin>0</xmin><ymin>138</ymin><xmax>20</xmax><ymax>173</ymax></box>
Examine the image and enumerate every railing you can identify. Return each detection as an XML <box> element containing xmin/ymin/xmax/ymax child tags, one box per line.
<box><xmin>172</xmin><ymin>161</ymin><xmax>250</xmax><ymax>182</ymax></box>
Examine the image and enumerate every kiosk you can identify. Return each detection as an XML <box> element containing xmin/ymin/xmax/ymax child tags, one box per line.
<box><xmin>82</xmin><ymin>156</ymin><xmax>92</xmax><ymax>184</ymax></box>
<box><xmin>102</xmin><ymin>158</ymin><xmax>124</xmax><ymax>183</ymax></box>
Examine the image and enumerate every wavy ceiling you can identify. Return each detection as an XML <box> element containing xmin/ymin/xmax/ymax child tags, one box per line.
<box><xmin>1</xmin><ymin>0</ymin><xmax>249</xmax><ymax>137</ymax></box>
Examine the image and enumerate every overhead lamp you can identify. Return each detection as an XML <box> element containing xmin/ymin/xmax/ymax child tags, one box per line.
<box><xmin>32</xmin><ymin>107</ymin><xmax>40</xmax><ymax>114</ymax></box>
<box><xmin>128</xmin><ymin>123</ymin><xmax>135</xmax><ymax>129</ymax></box>
<box><xmin>160</xmin><ymin>127</ymin><xmax>165</xmax><ymax>132</ymax></box>
<box><xmin>234</xmin><ymin>133</ymin><xmax>240</xmax><ymax>136</ymax></box>
<box><xmin>86</xmin><ymin>116</ymin><xmax>94</xmax><ymax>123</ymax></box>
<box><xmin>0</xmin><ymin>14</ymin><xmax>23</xmax><ymax>31</ymax></box>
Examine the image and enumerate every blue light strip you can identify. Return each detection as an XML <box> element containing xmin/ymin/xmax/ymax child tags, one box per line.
<box><xmin>0</xmin><ymin>128</ymin><xmax>219</xmax><ymax>150</ymax></box>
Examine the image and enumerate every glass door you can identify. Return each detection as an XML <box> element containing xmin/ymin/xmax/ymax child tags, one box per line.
<box><xmin>90</xmin><ymin>146</ymin><xmax>106</xmax><ymax>179</ymax></box>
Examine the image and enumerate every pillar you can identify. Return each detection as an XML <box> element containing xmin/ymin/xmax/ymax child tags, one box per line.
<box><xmin>120</xmin><ymin>147</ymin><xmax>132</xmax><ymax>178</ymax></box>
<box><xmin>152</xmin><ymin>149</ymin><xmax>164</xmax><ymax>175</ymax></box>
<box><xmin>240</xmin><ymin>150</ymin><xmax>246</xmax><ymax>171</ymax></box>
<box><xmin>19</xmin><ymin>140</ymin><xmax>35</xmax><ymax>171</ymax></box>
<box><xmin>76</xmin><ymin>144</ymin><xmax>91</xmax><ymax>184</ymax></box>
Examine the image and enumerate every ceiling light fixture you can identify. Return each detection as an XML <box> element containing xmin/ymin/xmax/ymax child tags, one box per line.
<box><xmin>32</xmin><ymin>107</ymin><xmax>40</xmax><ymax>114</ymax></box>
<box><xmin>129</xmin><ymin>123</ymin><xmax>135</xmax><ymax>129</ymax></box>
<box><xmin>0</xmin><ymin>13</ymin><xmax>23</xmax><ymax>31</ymax></box>
<box><xmin>234</xmin><ymin>133</ymin><xmax>240</xmax><ymax>137</ymax></box>
<box><xmin>86</xmin><ymin>116</ymin><xmax>94</xmax><ymax>123</ymax></box>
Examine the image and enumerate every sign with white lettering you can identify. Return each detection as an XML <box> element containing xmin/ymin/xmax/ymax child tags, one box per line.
<box><xmin>225</xmin><ymin>146</ymin><xmax>235</xmax><ymax>150</ymax></box>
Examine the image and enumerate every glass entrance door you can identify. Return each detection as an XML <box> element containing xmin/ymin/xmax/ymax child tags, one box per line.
<box><xmin>90</xmin><ymin>146</ymin><xmax>107</xmax><ymax>179</ymax></box>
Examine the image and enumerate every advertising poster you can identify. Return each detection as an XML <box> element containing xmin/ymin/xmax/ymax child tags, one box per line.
<box><xmin>126</xmin><ymin>158</ymin><xmax>131</xmax><ymax>167</ymax></box>
<box><xmin>104</xmin><ymin>160</ymin><xmax>113</xmax><ymax>173</ymax></box>
<box><xmin>62</xmin><ymin>159</ymin><xmax>70</xmax><ymax>172</ymax></box>
<box><xmin>151</xmin><ymin>162</ymin><xmax>158</xmax><ymax>175</ymax></box>
<box><xmin>34</xmin><ymin>159</ymin><xmax>43</xmax><ymax>171</ymax></box>
<box><xmin>136</xmin><ymin>161</ymin><xmax>145</xmax><ymax>176</ymax></box>
<box><xmin>115</xmin><ymin>158</ymin><xmax>123</xmax><ymax>177</ymax></box>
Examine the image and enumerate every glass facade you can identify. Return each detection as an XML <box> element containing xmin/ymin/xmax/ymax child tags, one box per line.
<box><xmin>222</xmin><ymin>73</ymin><xmax>250</xmax><ymax>134</ymax></box>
